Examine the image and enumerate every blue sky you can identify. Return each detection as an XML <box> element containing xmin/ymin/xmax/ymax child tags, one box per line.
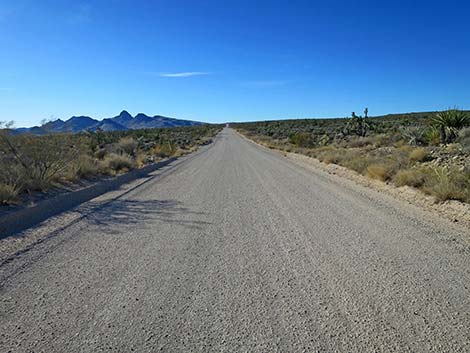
<box><xmin>1</xmin><ymin>0</ymin><xmax>469</xmax><ymax>127</ymax></box>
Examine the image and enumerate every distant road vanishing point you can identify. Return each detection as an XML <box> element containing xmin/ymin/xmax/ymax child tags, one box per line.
<box><xmin>1</xmin><ymin>128</ymin><xmax>469</xmax><ymax>352</ymax></box>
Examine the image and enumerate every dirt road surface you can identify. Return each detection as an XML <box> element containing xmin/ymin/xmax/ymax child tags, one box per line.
<box><xmin>1</xmin><ymin>128</ymin><xmax>469</xmax><ymax>352</ymax></box>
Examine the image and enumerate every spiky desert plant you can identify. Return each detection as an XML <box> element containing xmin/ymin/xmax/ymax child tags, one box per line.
<box><xmin>432</xmin><ymin>109</ymin><xmax>469</xmax><ymax>143</ymax></box>
<box><xmin>401</xmin><ymin>127</ymin><xmax>425</xmax><ymax>146</ymax></box>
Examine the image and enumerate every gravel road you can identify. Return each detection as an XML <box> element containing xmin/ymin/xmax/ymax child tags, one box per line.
<box><xmin>1</xmin><ymin>128</ymin><xmax>469</xmax><ymax>352</ymax></box>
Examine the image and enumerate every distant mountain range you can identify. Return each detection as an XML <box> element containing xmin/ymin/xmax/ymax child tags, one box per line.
<box><xmin>13</xmin><ymin>111</ymin><xmax>203</xmax><ymax>134</ymax></box>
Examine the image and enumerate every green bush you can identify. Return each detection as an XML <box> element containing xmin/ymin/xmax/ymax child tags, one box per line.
<box><xmin>289</xmin><ymin>132</ymin><xmax>315</xmax><ymax>147</ymax></box>
<box><xmin>423</xmin><ymin>127</ymin><xmax>441</xmax><ymax>146</ymax></box>
<box><xmin>432</xmin><ymin>109</ymin><xmax>469</xmax><ymax>143</ymax></box>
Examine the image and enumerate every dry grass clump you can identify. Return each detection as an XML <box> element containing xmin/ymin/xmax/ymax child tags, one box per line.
<box><xmin>134</xmin><ymin>151</ymin><xmax>148</xmax><ymax>168</ymax></box>
<box><xmin>422</xmin><ymin>167</ymin><xmax>470</xmax><ymax>203</ymax></box>
<box><xmin>75</xmin><ymin>155</ymin><xmax>99</xmax><ymax>178</ymax></box>
<box><xmin>313</xmin><ymin>146</ymin><xmax>344</xmax><ymax>164</ymax></box>
<box><xmin>348</xmin><ymin>136</ymin><xmax>374</xmax><ymax>148</ymax></box>
<box><xmin>100</xmin><ymin>153</ymin><xmax>135</xmax><ymax>175</ymax></box>
<box><xmin>342</xmin><ymin>157</ymin><xmax>369</xmax><ymax>174</ymax></box>
<box><xmin>393</xmin><ymin>168</ymin><xmax>427</xmax><ymax>187</ymax></box>
<box><xmin>150</xmin><ymin>143</ymin><xmax>177</xmax><ymax>158</ymax></box>
<box><xmin>118</xmin><ymin>137</ymin><xmax>138</xmax><ymax>155</ymax></box>
<box><xmin>393</xmin><ymin>166</ymin><xmax>470</xmax><ymax>203</ymax></box>
<box><xmin>366</xmin><ymin>164</ymin><xmax>393</xmax><ymax>181</ymax></box>
<box><xmin>65</xmin><ymin>155</ymin><xmax>100</xmax><ymax>182</ymax></box>
<box><xmin>408</xmin><ymin>147</ymin><xmax>428</xmax><ymax>162</ymax></box>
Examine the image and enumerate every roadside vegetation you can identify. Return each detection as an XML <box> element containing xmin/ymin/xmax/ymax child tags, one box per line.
<box><xmin>0</xmin><ymin>123</ymin><xmax>221</xmax><ymax>205</ymax></box>
<box><xmin>233</xmin><ymin>109</ymin><xmax>470</xmax><ymax>204</ymax></box>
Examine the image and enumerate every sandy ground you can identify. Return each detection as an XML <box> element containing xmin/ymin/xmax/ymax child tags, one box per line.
<box><xmin>1</xmin><ymin>128</ymin><xmax>469</xmax><ymax>352</ymax></box>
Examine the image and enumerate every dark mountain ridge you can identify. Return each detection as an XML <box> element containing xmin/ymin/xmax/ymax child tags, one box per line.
<box><xmin>13</xmin><ymin>110</ymin><xmax>203</xmax><ymax>135</ymax></box>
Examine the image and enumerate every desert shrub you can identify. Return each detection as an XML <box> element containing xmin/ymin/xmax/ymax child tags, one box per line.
<box><xmin>317</xmin><ymin>134</ymin><xmax>330</xmax><ymax>146</ymax></box>
<box><xmin>371</xmin><ymin>134</ymin><xmax>391</xmax><ymax>147</ymax></box>
<box><xmin>393</xmin><ymin>168</ymin><xmax>427</xmax><ymax>187</ymax></box>
<box><xmin>321</xmin><ymin>152</ymin><xmax>342</xmax><ymax>164</ymax></box>
<box><xmin>0</xmin><ymin>183</ymin><xmax>19</xmax><ymax>204</ymax></box>
<box><xmin>402</xmin><ymin>127</ymin><xmax>426</xmax><ymax>146</ymax></box>
<box><xmin>151</xmin><ymin>142</ymin><xmax>177</xmax><ymax>158</ymax></box>
<box><xmin>408</xmin><ymin>148</ymin><xmax>428</xmax><ymax>162</ymax></box>
<box><xmin>397</xmin><ymin>145</ymin><xmax>414</xmax><ymax>154</ymax></box>
<box><xmin>0</xmin><ymin>123</ymin><xmax>222</xmax><ymax>205</ymax></box>
<box><xmin>366</xmin><ymin>164</ymin><xmax>393</xmax><ymax>181</ymax></box>
<box><xmin>135</xmin><ymin>151</ymin><xmax>148</xmax><ymax>168</ymax></box>
<box><xmin>457</xmin><ymin>127</ymin><xmax>470</xmax><ymax>151</ymax></box>
<box><xmin>0</xmin><ymin>133</ymin><xmax>79</xmax><ymax>191</ymax></box>
<box><xmin>118</xmin><ymin>137</ymin><xmax>138</xmax><ymax>156</ymax></box>
<box><xmin>100</xmin><ymin>153</ymin><xmax>135</xmax><ymax>174</ymax></box>
<box><xmin>312</xmin><ymin>146</ymin><xmax>347</xmax><ymax>164</ymax></box>
<box><xmin>67</xmin><ymin>154</ymin><xmax>99</xmax><ymax>181</ymax></box>
<box><xmin>342</xmin><ymin>155</ymin><xmax>374</xmax><ymax>174</ymax></box>
<box><xmin>289</xmin><ymin>132</ymin><xmax>315</xmax><ymax>147</ymax></box>
<box><xmin>94</xmin><ymin>148</ymin><xmax>107</xmax><ymax>159</ymax></box>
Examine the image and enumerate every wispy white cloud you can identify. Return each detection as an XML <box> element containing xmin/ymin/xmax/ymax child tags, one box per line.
<box><xmin>158</xmin><ymin>72</ymin><xmax>210</xmax><ymax>78</ymax></box>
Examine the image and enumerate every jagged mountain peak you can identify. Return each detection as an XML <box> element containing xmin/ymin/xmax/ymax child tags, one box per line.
<box><xmin>14</xmin><ymin>111</ymin><xmax>204</xmax><ymax>134</ymax></box>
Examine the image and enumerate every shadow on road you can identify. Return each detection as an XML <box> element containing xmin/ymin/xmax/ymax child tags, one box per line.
<box><xmin>82</xmin><ymin>198</ymin><xmax>211</xmax><ymax>233</ymax></box>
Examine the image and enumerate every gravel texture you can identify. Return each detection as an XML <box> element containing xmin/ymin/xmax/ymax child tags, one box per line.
<box><xmin>1</xmin><ymin>128</ymin><xmax>469</xmax><ymax>352</ymax></box>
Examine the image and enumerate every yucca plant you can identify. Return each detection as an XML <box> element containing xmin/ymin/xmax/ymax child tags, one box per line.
<box><xmin>432</xmin><ymin>109</ymin><xmax>469</xmax><ymax>143</ymax></box>
<box><xmin>401</xmin><ymin>127</ymin><xmax>425</xmax><ymax>146</ymax></box>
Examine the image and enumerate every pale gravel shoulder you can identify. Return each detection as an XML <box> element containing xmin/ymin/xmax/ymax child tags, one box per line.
<box><xmin>238</xmin><ymin>132</ymin><xmax>470</xmax><ymax>233</ymax></box>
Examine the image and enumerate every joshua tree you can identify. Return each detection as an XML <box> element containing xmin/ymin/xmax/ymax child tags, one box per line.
<box><xmin>348</xmin><ymin>109</ymin><xmax>369</xmax><ymax>137</ymax></box>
